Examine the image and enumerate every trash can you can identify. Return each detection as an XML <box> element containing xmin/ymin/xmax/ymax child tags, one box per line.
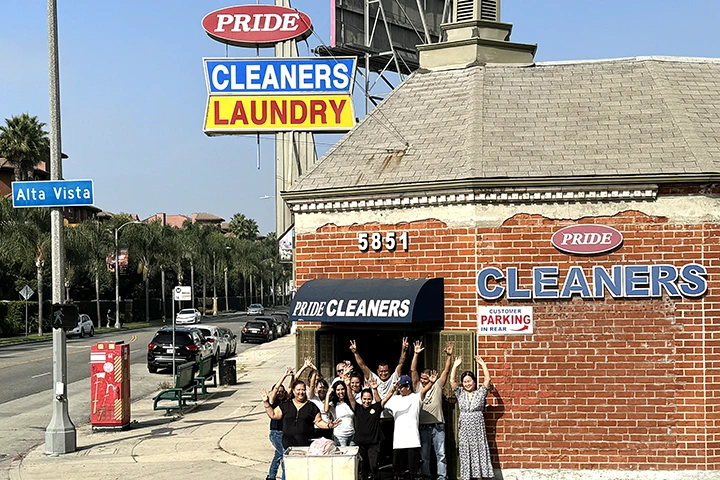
<box><xmin>284</xmin><ymin>446</ymin><xmax>359</xmax><ymax>480</ymax></box>
<box><xmin>218</xmin><ymin>359</ymin><xmax>236</xmax><ymax>385</ymax></box>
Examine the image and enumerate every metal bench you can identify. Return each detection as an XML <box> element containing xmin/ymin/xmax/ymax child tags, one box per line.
<box><xmin>152</xmin><ymin>362</ymin><xmax>197</xmax><ymax>415</ymax></box>
<box><xmin>194</xmin><ymin>357</ymin><xmax>216</xmax><ymax>396</ymax></box>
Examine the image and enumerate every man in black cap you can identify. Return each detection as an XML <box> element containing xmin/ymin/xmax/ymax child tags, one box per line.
<box><xmin>382</xmin><ymin>373</ymin><xmax>436</xmax><ymax>480</ymax></box>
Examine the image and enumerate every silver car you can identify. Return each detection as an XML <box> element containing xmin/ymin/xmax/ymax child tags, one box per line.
<box><xmin>176</xmin><ymin>308</ymin><xmax>202</xmax><ymax>325</ymax></box>
<box><xmin>194</xmin><ymin>325</ymin><xmax>228</xmax><ymax>363</ymax></box>
<box><xmin>246</xmin><ymin>303</ymin><xmax>264</xmax><ymax>315</ymax></box>
<box><xmin>66</xmin><ymin>314</ymin><xmax>95</xmax><ymax>338</ymax></box>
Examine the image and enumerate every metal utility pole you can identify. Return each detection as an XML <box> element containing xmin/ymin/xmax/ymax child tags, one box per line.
<box><xmin>45</xmin><ymin>0</ymin><xmax>76</xmax><ymax>454</ymax></box>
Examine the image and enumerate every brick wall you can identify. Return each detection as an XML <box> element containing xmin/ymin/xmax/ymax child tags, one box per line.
<box><xmin>295</xmin><ymin>211</ymin><xmax>720</xmax><ymax>471</ymax></box>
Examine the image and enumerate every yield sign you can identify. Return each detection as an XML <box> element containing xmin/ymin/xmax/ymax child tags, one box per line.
<box><xmin>19</xmin><ymin>285</ymin><xmax>34</xmax><ymax>300</ymax></box>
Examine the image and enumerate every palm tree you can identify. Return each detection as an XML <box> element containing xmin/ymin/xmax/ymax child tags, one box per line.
<box><xmin>228</xmin><ymin>213</ymin><xmax>259</xmax><ymax>240</ymax></box>
<box><xmin>229</xmin><ymin>237</ymin><xmax>261</xmax><ymax>309</ymax></box>
<box><xmin>0</xmin><ymin>113</ymin><xmax>50</xmax><ymax>181</ymax></box>
<box><xmin>155</xmin><ymin>224</ymin><xmax>179</xmax><ymax>320</ymax></box>
<box><xmin>181</xmin><ymin>220</ymin><xmax>205</xmax><ymax>310</ymax></box>
<box><xmin>65</xmin><ymin>220</ymin><xmax>113</xmax><ymax>327</ymax></box>
<box><xmin>125</xmin><ymin>220</ymin><xmax>161</xmax><ymax>321</ymax></box>
<box><xmin>0</xmin><ymin>198</ymin><xmax>51</xmax><ymax>335</ymax></box>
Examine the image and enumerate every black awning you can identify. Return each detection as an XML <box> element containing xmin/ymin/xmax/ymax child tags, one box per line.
<box><xmin>290</xmin><ymin>278</ymin><xmax>444</xmax><ymax>324</ymax></box>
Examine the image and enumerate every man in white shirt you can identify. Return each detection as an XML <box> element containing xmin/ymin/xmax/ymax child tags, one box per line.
<box><xmin>382</xmin><ymin>374</ymin><xmax>434</xmax><ymax>480</ymax></box>
<box><xmin>350</xmin><ymin>338</ymin><xmax>409</xmax><ymax>414</ymax></box>
<box><xmin>410</xmin><ymin>341</ymin><xmax>453</xmax><ymax>480</ymax></box>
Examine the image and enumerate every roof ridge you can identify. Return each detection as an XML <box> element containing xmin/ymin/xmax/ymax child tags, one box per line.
<box><xmin>290</xmin><ymin>71</ymin><xmax>420</xmax><ymax>192</ymax></box>
<box><xmin>532</xmin><ymin>55</ymin><xmax>720</xmax><ymax>67</ymax></box>
<box><xmin>643</xmin><ymin>61</ymin><xmax>714</xmax><ymax>173</ymax></box>
<box><xmin>472</xmin><ymin>67</ymin><xmax>485</xmax><ymax>179</ymax></box>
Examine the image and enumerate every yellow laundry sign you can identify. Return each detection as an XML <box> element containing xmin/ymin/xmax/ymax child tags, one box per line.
<box><xmin>204</xmin><ymin>94</ymin><xmax>355</xmax><ymax>133</ymax></box>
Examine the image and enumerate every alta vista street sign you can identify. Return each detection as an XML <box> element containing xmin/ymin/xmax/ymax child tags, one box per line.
<box><xmin>11</xmin><ymin>179</ymin><xmax>94</xmax><ymax>208</ymax></box>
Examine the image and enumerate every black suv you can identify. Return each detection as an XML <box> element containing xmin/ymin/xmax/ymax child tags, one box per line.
<box><xmin>241</xmin><ymin>320</ymin><xmax>273</xmax><ymax>343</ymax></box>
<box><xmin>147</xmin><ymin>327</ymin><xmax>214</xmax><ymax>373</ymax></box>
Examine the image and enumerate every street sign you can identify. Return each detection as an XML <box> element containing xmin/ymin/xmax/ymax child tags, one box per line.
<box><xmin>11</xmin><ymin>179</ymin><xmax>94</xmax><ymax>208</ymax></box>
<box><xmin>174</xmin><ymin>286</ymin><xmax>192</xmax><ymax>301</ymax></box>
<box><xmin>19</xmin><ymin>285</ymin><xmax>34</xmax><ymax>300</ymax></box>
<box><xmin>51</xmin><ymin>304</ymin><xmax>79</xmax><ymax>330</ymax></box>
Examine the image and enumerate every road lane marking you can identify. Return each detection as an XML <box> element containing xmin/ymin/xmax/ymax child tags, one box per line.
<box><xmin>31</xmin><ymin>372</ymin><xmax>51</xmax><ymax>378</ymax></box>
<box><xmin>0</xmin><ymin>336</ymin><xmax>139</xmax><ymax>369</ymax></box>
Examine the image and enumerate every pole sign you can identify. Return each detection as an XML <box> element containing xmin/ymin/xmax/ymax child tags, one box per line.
<box><xmin>174</xmin><ymin>286</ymin><xmax>192</xmax><ymax>301</ymax></box>
<box><xmin>204</xmin><ymin>58</ymin><xmax>355</xmax><ymax>94</ymax></box>
<box><xmin>11</xmin><ymin>179</ymin><xmax>94</xmax><ymax>208</ymax></box>
<box><xmin>202</xmin><ymin>4</ymin><xmax>313</xmax><ymax>47</ymax></box>
<box><xmin>203</xmin><ymin>57</ymin><xmax>357</xmax><ymax>134</ymax></box>
<box><xmin>19</xmin><ymin>285</ymin><xmax>34</xmax><ymax>300</ymax></box>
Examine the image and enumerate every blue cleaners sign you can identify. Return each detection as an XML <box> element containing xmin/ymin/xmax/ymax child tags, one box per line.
<box><xmin>12</xmin><ymin>180</ymin><xmax>94</xmax><ymax>208</ymax></box>
<box><xmin>204</xmin><ymin>57</ymin><xmax>356</xmax><ymax>94</ymax></box>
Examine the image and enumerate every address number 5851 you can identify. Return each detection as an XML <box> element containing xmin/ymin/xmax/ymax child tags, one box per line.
<box><xmin>358</xmin><ymin>232</ymin><xmax>409</xmax><ymax>252</ymax></box>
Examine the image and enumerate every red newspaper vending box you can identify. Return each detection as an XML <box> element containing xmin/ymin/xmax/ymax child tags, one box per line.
<box><xmin>90</xmin><ymin>341</ymin><xmax>130</xmax><ymax>429</ymax></box>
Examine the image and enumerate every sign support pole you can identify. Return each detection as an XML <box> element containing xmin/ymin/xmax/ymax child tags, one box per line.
<box><xmin>45</xmin><ymin>0</ymin><xmax>76</xmax><ymax>455</ymax></box>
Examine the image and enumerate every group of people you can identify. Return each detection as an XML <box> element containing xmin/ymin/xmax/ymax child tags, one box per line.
<box><xmin>260</xmin><ymin>338</ymin><xmax>494</xmax><ymax>480</ymax></box>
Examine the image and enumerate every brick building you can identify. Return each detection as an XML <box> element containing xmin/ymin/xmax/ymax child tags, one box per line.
<box><xmin>283</xmin><ymin>4</ymin><xmax>719</xmax><ymax>479</ymax></box>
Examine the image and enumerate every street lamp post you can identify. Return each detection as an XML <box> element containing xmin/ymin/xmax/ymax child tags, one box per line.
<box><xmin>212</xmin><ymin>252</ymin><xmax>217</xmax><ymax>316</ymax></box>
<box><xmin>45</xmin><ymin>0</ymin><xmax>76</xmax><ymax>455</ymax></box>
<box><xmin>115</xmin><ymin>221</ymin><xmax>140</xmax><ymax>328</ymax></box>
<box><xmin>224</xmin><ymin>246</ymin><xmax>231</xmax><ymax>312</ymax></box>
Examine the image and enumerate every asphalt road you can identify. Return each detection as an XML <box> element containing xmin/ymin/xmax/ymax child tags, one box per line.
<box><xmin>0</xmin><ymin>313</ymin><xmax>260</xmax><ymax>472</ymax></box>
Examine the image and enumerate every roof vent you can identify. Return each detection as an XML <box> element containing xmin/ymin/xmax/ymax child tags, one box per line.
<box><xmin>454</xmin><ymin>0</ymin><xmax>500</xmax><ymax>22</ymax></box>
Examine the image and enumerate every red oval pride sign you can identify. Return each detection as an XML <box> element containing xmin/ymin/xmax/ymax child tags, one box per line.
<box><xmin>551</xmin><ymin>224</ymin><xmax>623</xmax><ymax>255</ymax></box>
<box><xmin>202</xmin><ymin>5</ymin><xmax>313</xmax><ymax>47</ymax></box>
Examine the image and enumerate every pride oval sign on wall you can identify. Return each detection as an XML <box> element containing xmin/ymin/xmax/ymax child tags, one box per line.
<box><xmin>551</xmin><ymin>225</ymin><xmax>623</xmax><ymax>255</ymax></box>
<box><xmin>202</xmin><ymin>5</ymin><xmax>313</xmax><ymax>47</ymax></box>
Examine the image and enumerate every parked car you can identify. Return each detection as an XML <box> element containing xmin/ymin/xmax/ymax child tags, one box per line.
<box><xmin>146</xmin><ymin>327</ymin><xmax>213</xmax><ymax>373</ymax></box>
<box><xmin>217</xmin><ymin>326</ymin><xmax>238</xmax><ymax>356</ymax></box>
<box><xmin>240</xmin><ymin>320</ymin><xmax>273</xmax><ymax>343</ymax></box>
<box><xmin>66</xmin><ymin>314</ymin><xmax>95</xmax><ymax>338</ymax></box>
<box><xmin>254</xmin><ymin>315</ymin><xmax>282</xmax><ymax>339</ymax></box>
<box><xmin>176</xmin><ymin>308</ymin><xmax>202</xmax><ymax>325</ymax></box>
<box><xmin>194</xmin><ymin>325</ymin><xmax>229</xmax><ymax>363</ymax></box>
<box><xmin>246</xmin><ymin>303</ymin><xmax>264</xmax><ymax>315</ymax></box>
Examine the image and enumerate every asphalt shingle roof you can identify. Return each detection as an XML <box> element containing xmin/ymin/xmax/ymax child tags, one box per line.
<box><xmin>290</xmin><ymin>57</ymin><xmax>720</xmax><ymax>194</ymax></box>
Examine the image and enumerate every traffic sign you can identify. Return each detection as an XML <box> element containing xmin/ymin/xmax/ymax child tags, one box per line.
<box><xmin>11</xmin><ymin>179</ymin><xmax>94</xmax><ymax>208</ymax></box>
<box><xmin>19</xmin><ymin>285</ymin><xmax>34</xmax><ymax>300</ymax></box>
<box><xmin>51</xmin><ymin>304</ymin><xmax>79</xmax><ymax>330</ymax></box>
<box><xmin>174</xmin><ymin>286</ymin><xmax>192</xmax><ymax>301</ymax></box>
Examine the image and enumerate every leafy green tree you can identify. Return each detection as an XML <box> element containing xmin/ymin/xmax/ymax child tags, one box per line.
<box><xmin>228</xmin><ymin>213</ymin><xmax>259</xmax><ymax>240</ymax></box>
<box><xmin>0</xmin><ymin>113</ymin><xmax>50</xmax><ymax>181</ymax></box>
<box><xmin>0</xmin><ymin>198</ymin><xmax>51</xmax><ymax>334</ymax></box>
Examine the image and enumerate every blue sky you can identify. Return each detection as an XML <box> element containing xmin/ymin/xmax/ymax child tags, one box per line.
<box><xmin>1</xmin><ymin>1</ymin><xmax>719</xmax><ymax>234</ymax></box>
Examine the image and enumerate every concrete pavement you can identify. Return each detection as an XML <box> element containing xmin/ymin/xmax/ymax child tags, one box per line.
<box><xmin>7</xmin><ymin>334</ymin><xmax>296</xmax><ymax>480</ymax></box>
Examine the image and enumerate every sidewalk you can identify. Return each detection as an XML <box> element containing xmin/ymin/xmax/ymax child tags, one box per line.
<box><xmin>8</xmin><ymin>334</ymin><xmax>296</xmax><ymax>480</ymax></box>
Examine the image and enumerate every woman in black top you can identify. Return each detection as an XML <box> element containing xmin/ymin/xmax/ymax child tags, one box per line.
<box><xmin>353</xmin><ymin>377</ymin><xmax>384</xmax><ymax>480</ymax></box>
<box><xmin>262</xmin><ymin>380</ymin><xmax>340</xmax><ymax>448</ymax></box>
<box><xmin>266</xmin><ymin>368</ymin><xmax>293</xmax><ymax>480</ymax></box>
